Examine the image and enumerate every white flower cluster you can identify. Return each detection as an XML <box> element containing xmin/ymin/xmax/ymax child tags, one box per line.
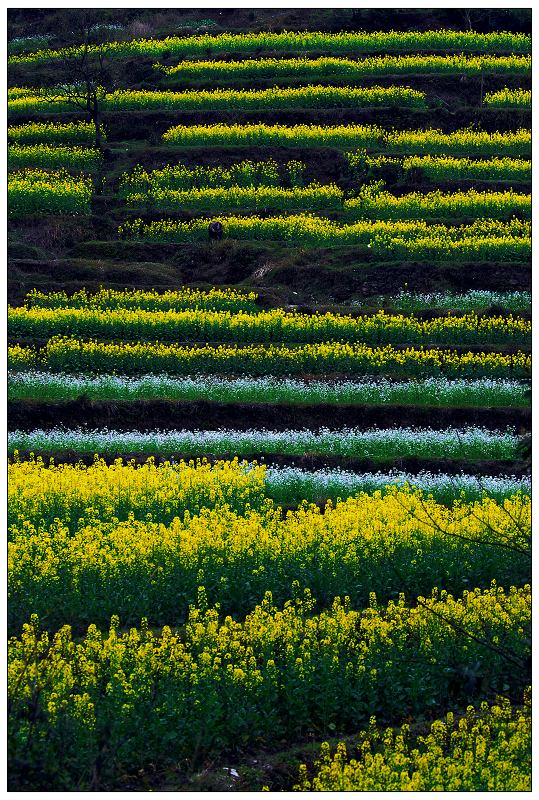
<box><xmin>265</xmin><ymin>466</ymin><xmax>530</xmax><ymax>503</ymax></box>
<box><xmin>8</xmin><ymin>425</ymin><xmax>520</xmax><ymax>461</ymax></box>
<box><xmin>8</xmin><ymin>371</ymin><xmax>528</xmax><ymax>408</ymax></box>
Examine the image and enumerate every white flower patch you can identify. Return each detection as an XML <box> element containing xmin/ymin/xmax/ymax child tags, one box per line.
<box><xmin>8</xmin><ymin>371</ymin><xmax>529</xmax><ymax>407</ymax></box>
<box><xmin>8</xmin><ymin>424</ymin><xmax>520</xmax><ymax>461</ymax></box>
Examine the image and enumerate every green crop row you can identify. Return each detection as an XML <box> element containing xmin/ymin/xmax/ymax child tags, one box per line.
<box><xmin>8</xmin><ymin>372</ymin><xmax>530</xmax><ymax>409</ymax></box>
<box><xmin>7</xmin><ymin>424</ymin><xmax>522</xmax><ymax>464</ymax></box>
<box><xmin>118</xmin><ymin>159</ymin><xmax>306</xmax><ymax>195</ymax></box>
<box><xmin>118</xmin><ymin>215</ymin><xmax>531</xmax><ymax>260</ymax></box>
<box><xmin>8</xmin><ymin>338</ymin><xmax>531</xmax><ymax>378</ymax></box>
<box><xmin>162</xmin><ymin>124</ymin><xmax>532</xmax><ymax>157</ymax></box>
<box><xmin>156</xmin><ymin>53</ymin><xmax>531</xmax><ymax>81</ymax></box>
<box><xmin>25</xmin><ymin>286</ymin><xmax>259</xmax><ymax>313</ymax></box>
<box><xmin>372</xmin><ymin>289</ymin><xmax>531</xmax><ymax>314</ymax></box>
<box><xmin>355</xmin><ymin>153</ymin><xmax>531</xmax><ymax>182</ymax></box>
<box><xmin>125</xmin><ymin>183</ymin><xmax>344</xmax><ymax>213</ymax></box>
<box><xmin>8</xmin><ymin>144</ymin><xmax>102</xmax><ymax>172</ymax></box>
<box><xmin>24</xmin><ymin>286</ymin><xmax>530</xmax><ymax>316</ymax></box>
<box><xmin>8</xmin><ymin>584</ymin><xmax>531</xmax><ymax>790</ymax></box>
<box><xmin>345</xmin><ymin>186</ymin><xmax>530</xmax><ymax>221</ymax></box>
<box><xmin>8</xmin><ymin>169</ymin><xmax>93</xmax><ymax>216</ymax></box>
<box><xmin>8</xmin><ymin>121</ymin><xmax>104</xmax><ymax>145</ymax></box>
<box><xmin>8</xmin><ymin>305</ymin><xmax>531</xmax><ymax>347</ymax></box>
<box><xmin>120</xmin><ymin>181</ymin><xmax>531</xmax><ymax>221</ymax></box>
<box><xmin>9</xmin><ymin>29</ymin><xmax>531</xmax><ymax>66</ymax></box>
<box><xmin>8</xmin><ymin>86</ymin><xmax>41</xmax><ymax>99</ymax></box>
<box><xmin>9</xmin><ymin>85</ymin><xmax>428</xmax><ymax>115</ymax></box>
<box><xmin>8</xmin><ymin>34</ymin><xmax>54</xmax><ymax>54</ymax></box>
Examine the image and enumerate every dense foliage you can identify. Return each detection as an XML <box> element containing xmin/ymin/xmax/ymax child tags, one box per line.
<box><xmin>157</xmin><ymin>54</ymin><xmax>531</xmax><ymax>81</ymax></box>
<box><xmin>8</xmin><ymin>373</ymin><xmax>529</xmax><ymax>409</ymax></box>
<box><xmin>8</xmin><ymin>169</ymin><xmax>93</xmax><ymax>215</ymax></box>
<box><xmin>297</xmin><ymin>692</ymin><xmax>531</xmax><ymax>791</ymax></box>
<box><xmin>9</xmin><ymin>29</ymin><xmax>531</xmax><ymax>66</ymax></box>
<box><xmin>8</xmin><ymin>338</ymin><xmax>531</xmax><ymax>378</ymax></box>
<box><xmin>9</xmin><ymin>305</ymin><xmax>531</xmax><ymax>346</ymax></box>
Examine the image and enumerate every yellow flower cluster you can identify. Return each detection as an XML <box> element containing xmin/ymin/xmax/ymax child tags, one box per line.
<box><xmin>126</xmin><ymin>183</ymin><xmax>344</xmax><ymax>213</ymax></box>
<box><xmin>10</xmin><ymin>85</ymin><xmax>427</xmax><ymax>114</ymax></box>
<box><xmin>362</xmin><ymin>154</ymin><xmax>531</xmax><ymax>182</ymax></box>
<box><xmin>297</xmin><ymin>691</ymin><xmax>531</xmax><ymax>791</ymax></box>
<box><xmin>162</xmin><ymin>123</ymin><xmax>531</xmax><ymax>158</ymax></box>
<box><xmin>8</xmin><ymin>337</ymin><xmax>531</xmax><ymax>377</ymax></box>
<box><xmin>118</xmin><ymin>158</ymin><xmax>298</xmax><ymax>195</ymax></box>
<box><xmin>7</xmin><ymin>121</ymin><xmax>103</xmax><ymax>145</ymax></box>
<box><xmin>9</xmin><ymin>305</ymin><xmax>531</xmax><ymax>347</ymax></box>
<box><xmin>8</xmin><ymin>168</ymin><xmax>93</xmax><ymax>215</ymax></box>
<box><xmin>8</xmin><ymin>29</ymin><xmax>531</xmax><ymax>66</ymax></box>
<box><xmin>118</xmin><ymin>174</ymin><xmax>530</xmax><ymax>220</ymax></box>
<box><xmin>484</xmin><ymin>88</ymin><xmax>531</xmax><ymax>108</ymax></box>
<box><xmin>7</xmin><ymin>343</ymin><xmax>36</xmax><ymax>368</ymax></box>
<box><xmin>387</xmin><ymin>127</ymin><xmax>530</xmax><ymax>156</ymax></box>
<box><xmin>9</xmin><ymin>486</ymin><xmax>531</xmax><ymax>629</ymax></box>
<box><xmin>8</xmin><ymin>456</ymin><xmax>266</xmax><ymax>528</ymax></box>
<box><xmin>8</xmin><ymin>583</ymin><xmax>531</xmax><ymax>789</ymax></box>
<box><xmin>346</xmin><ymin>187</ymin><xmax>530</xmax><ymax>221</ymax></box>
<box><xmin>157</xmin><ymin>53</ymin><xmax>531</xmax><ymax>80</ymax></box>
<box><xmin>8</xmin><ymin>143</ymin><xmax>102</xmax><ymax>172</ymax></box>
<box><xmin>8</xmin><ymin>86</ymin><xmax>39</xmax><ymax>99</ymax></box>
<box><xmin>26</xmin><ymin>286</ymin><xmax>259</xmax><ymax>313</ymax></box>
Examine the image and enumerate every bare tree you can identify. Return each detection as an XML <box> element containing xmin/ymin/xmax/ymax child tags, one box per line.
<box><xmin>40</xmin><ymin>12</ymin><xmax>118</xmax><ymax>150</ymax></box>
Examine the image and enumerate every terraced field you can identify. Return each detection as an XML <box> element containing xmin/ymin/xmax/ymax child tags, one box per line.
<box><xmin>8</xmin><ymin>8</ymin><xmax>531</xmax><ymax>792</ymax></box>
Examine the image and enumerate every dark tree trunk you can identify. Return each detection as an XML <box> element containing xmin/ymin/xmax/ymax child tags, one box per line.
<box><xmin>92</xmin><ymin>101</ymin><xmax>102</xmax><ymax>150</ymax></box>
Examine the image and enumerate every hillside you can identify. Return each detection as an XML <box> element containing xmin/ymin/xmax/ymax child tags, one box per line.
<box><xmin>7</xmin><ymin>8</ymin><xmax>531</xmax><ymax>792</ymax></box>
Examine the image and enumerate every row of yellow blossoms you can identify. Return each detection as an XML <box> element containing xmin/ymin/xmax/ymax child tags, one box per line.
<box><xmin>297</xmin><ymin>691</ymin><xmax>531</xmax><ymax>791</ymax></box>
<box><xmin>23</xmin><ymin>286</ymin><xmax>530</xmax><ymax>316</ymax></box>
<box><xmin>7</xmin><ymin>338</ymin><xmax>532</xmax><ymax>377</ymax></box>
<box><xmin>118</xmin><ymin>158</ymin><xmax>304</xmax><ymax>194</ymax></box>
<box><xmin>9</xmin><ymin>484</ymin><xmax>531</xmax><ymax>631</ymax></box>
<box><xmin>359</xmin><ymin>154</ymin><xmax>531</xmax><ymax>182</ymax></box>
<box><xmin>8</xmin><ymin>169</ymin><xmax>93</xmax><ymax>215</ymax></box>
<box><xmin>157</xmin><ymin>53</ymin><xmax>531</xmax><ymax>80</ymax></box>
<box><xmin>8</xmin><ymin>456</ymin><xmax>266</xmax><ymax>528</ymax></box>
<box><xmin>9</xmin><ymin>456</ymin><xmax>530</xmax><ymax>533</ymax></box>
<box><xmin>8</xmin><ymin>144</ymin><xmax>103</xmax><ymax>172</ymax></box>
<box><xmin>161</xmin><ymin>124</ymin><xmax>531</xmax><ymax>157</ymax></box>
<box><xmin>7</xmin><ymin>120</ymin><xmax>104</xmax><ymax>145</ymax></box>
<box><xmin>8</xmin><ymin>85</ymin><xmax>428</xmax><ymax>116</ymax></box>
<box><xmin>484</xmin><ymin>87</ymin><xmax>531</xmax><ymax>108</ymax></box>
<box><xmin>8</xmin><ymin>583</ymin><xmax>531</xmax><ymax>789</ymax></box>
<box><xmin>6</xmin><ymin>118</ymin><xmax>531</xmax><ymax>158</ymax></box>
<box><xmin>118</xmin><ymin>216</ymin><xmax>531</xmax><ymax>259</ymax></box>
<box><xmin>120</xmin><ymin>156</ymin><xmax>531</xmax><ymax>197</ymax></box>
<box><xmin>122</xmin><ymin>184</ymin><xmax>531</xmax><ymax>222</ymax></box>
<box><xmin>25</xmin><ymin>286</ymin><xmax>260</xmax><ymax>313</ymax></box>
<box><xmin>8</xmin><ymin>306</ymin><xmax>531</xmax><ymax>346</ymax></box>
<box><xmin>8</xmin><ymin>29</ymin><xmax>531</xmax><ymax>66</ymax></box>
<box><xmin>344</xmin><ymin>187</ymin><xmax>530</xmax><ymax>221</ymax></box>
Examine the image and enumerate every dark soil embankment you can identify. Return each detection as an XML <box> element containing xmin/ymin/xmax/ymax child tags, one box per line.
<box><xmin>8</xmin><ymin>7</ymin><xmax>532</xmax><ymax>43</ymax></box>
<box><xmin>7</xmin><ymin>106</ymin><xmax>531</xmax><ymax>139</ymax></box>
<box><xmin>8</xmin><ymin>447</ymin><xmax>528</xmax><ymax>478</ymax></box>
<box><xmin>8</xmin><ymin>399</ymin><xmax>532</xmax><ymax>433</ymax></box>
<box><xmin>8</xmin><ymin>243</ymin><xmax>532</xmax><ymax>307</ymax></box>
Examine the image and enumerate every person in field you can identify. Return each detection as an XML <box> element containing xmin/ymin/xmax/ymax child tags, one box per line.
<box><xmin>208</xmin><ymin>220</ymin><xmax>223</xmax><ymax>241</ymax></box>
